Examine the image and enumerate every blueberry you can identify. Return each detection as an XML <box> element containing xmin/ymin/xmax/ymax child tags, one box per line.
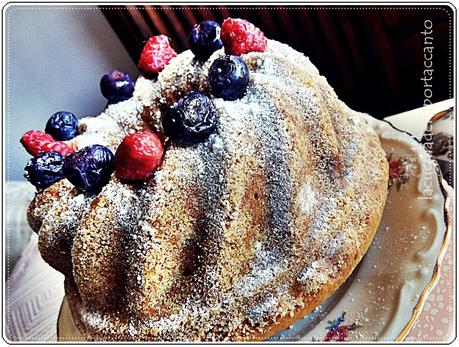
<box><xmin>162</xmin><ymin>92</ymin><xmax>218</xmax><ymax>146</ymax></box>
<box><xmin>209</xmin><ymin>55</ymin><xmax>249</xmax><ymax>100</ymax></box>
<box><xmin>188</xmin><ymin>21</ymin><xmax>223</xmax><ymax>61</ymax></box>
<box><xmin>100</xmin><ymin>70</ymin><xmax>135</xmax><ymax>104</ymax></box>
<box><xmin>63</xmin><ymin>145</ymin><xmax>115</xmax><ymax>194</ymax></box>
<box><xmin>45</xmin><ymin>111</ymin><xmax>79</xmax><ymax>141</ymax></box>
<box><xmin>24</xmin><ymin>152</ymin><xmax>65</xmax><ymax>189</ymax></box>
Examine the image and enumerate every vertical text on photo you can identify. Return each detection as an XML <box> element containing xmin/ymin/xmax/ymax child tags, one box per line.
<box><xmin>421</xmin><ymin>20</ymin><xmax>434</xmax><ymax>106</ymax></box>
<box><xmin>419</xmin><ymin>19</ymin><xmax>434</xmax><ymax>200</ymax></box>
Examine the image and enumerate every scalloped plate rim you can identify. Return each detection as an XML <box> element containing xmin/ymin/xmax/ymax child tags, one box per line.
<box><xmin>378</xmin><ymin>117</ymin><xmax>453</xmax><ymax>341</ymax></box>
<box><xmin>56</xmin><ymin>116</ymin><xmax>453</xmax><ymax>342</ymax></box>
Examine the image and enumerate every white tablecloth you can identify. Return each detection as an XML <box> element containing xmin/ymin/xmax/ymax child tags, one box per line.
<box><xmin>5</xmin><ymin>182</ymin><xmax>65</xmax><ymax>342</ymax></box>
<box><xmin>5</xmin><ymin>233</ymin><xmax>64</xmax><ymax>342</ymax></box>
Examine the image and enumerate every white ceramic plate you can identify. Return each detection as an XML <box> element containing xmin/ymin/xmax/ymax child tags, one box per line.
<box><xmin>271</xmin><ymin>116</ymin><xmax>452</xmax><ymax>342</ymax></box>
<box><xmin>57</xmin><ymin>117</ymin><xmax>452</xmax><ymax>342</ymax></box>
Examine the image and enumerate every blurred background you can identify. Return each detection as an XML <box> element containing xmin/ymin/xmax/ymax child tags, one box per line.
<box><xmin>4</xmin><ymin>6</ymin><xmax>454</xmax><ymax>339</ymax></box>
<box><xmin>5</xmin><ymin>5</ymin><xmax>453</xmax><ymax>181</ymax></box>
<box><xmin>101</xmin><ymin>5</ymin><xmax>453</xmax><ymax>116</ymax></box>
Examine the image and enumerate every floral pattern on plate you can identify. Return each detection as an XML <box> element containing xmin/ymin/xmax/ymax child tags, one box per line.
<box><xmin>58</xmin><ymin>116</ymin><xmax>452</xmax><ymax>342</ymax></box>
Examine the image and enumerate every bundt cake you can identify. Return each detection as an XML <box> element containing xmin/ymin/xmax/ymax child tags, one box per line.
<box><xmin>24</xmin><ymin>18</ymin><xmax>388</xmax><ymax>341</ymax></box>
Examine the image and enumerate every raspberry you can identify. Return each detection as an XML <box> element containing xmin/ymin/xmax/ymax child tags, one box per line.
<box><xmin>138</xmin><ymin>35</ymin><xmax>177</xmax><ymax>74</ymax></box>
<box><xmin>324</xmin><ymin>326</ymin><xmax>350</xmax><ymax>342</ymax></box>
<box><xmin>221</xmin><ymin>18</ymin><xmax>267</xmax><ymax>56</ymax></box>
<box><xmin>389</xmin><ymin>159</ymin><xmax>403</xmax><ymax>181</ymax></box>
<box><xmin>115</xmin><ymin>130</ymin><xmax>164</xmax><ymax>181</ymax></box>
<box><xmin>21</xmin><ymin>130</ymin><xmax>75</xmax><ymax>157</ymax></box>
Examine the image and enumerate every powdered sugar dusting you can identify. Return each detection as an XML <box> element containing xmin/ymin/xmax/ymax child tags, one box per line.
<box><xmin>298</xmin><ymin>179</ymin><xmax>317</xmax><ymax>217</ymax></box>
<box><xmin>31</xmin><ymin>38</ymin><xmax>388</xmax><ymax>341</ymax></box>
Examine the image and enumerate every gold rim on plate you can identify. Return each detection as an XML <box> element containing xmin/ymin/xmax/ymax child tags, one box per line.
<box><xmin>57</xmin><ymin>118</ymin><xmax>454</xmax><ymax>342</ymax></box>
<box><xmin>57</xmin><ymin>181</ymin><xmax>453</xmax><ymax>342</ymax></box>
<box><xmin>395</xmin><ymin>178</ymin><xmax>453</xmax><ymax>341</ymax></box>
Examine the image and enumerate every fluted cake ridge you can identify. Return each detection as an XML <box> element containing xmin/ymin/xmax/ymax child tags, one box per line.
<box><xmin>27</xmin><ymin>39</ymin><xmax>388</xmax><ymax>341</ymax></box>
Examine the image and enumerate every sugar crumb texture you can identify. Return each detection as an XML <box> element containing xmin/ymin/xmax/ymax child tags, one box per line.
<box><xmin>28</xmin><ymin>39</ymin><xmax>389</xmax><ymax>341</ymax></box>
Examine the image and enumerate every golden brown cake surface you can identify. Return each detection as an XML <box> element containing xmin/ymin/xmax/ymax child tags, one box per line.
<box><xmin>28</xmin><ymin>40</ymin><xmax>388</xmax><ymax>341</ymax></box>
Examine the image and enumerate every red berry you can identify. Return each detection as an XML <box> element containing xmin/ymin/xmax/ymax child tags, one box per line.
<box><xmin>389</xmin><ymin>159</ymin><xmax>403</xmax><ymax>180</ymax></box>
<box><xmin>221</xmin><ymin>18</ymin><xmax>267</xmax><ymax>56</ymax></box>
<box><xmin>324</xmin><ymin>326</ymin><xmax>349</xmax><ymax>342</ymax></box>
<box><xmin>20</xmin><ymin>130</ymin><xmax>75</xmax><ymax>156</ymax></box>
<box><xmin>138</xmin><ymin>35</ymin><xmax>177</xmax><ymax>74</ymax></box>
<box><xmin>115</xmin><ymin>130</ymin><xmax>164</xmax><ymax>181</ymax></box>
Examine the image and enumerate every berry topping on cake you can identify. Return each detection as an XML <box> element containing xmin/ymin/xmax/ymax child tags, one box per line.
<box><xmin>209</xmin><ymin>55</ymin><xmax>250</xmax><ymax>100</ymax></box>
<box><xmin>138</xmin><ymin>35</ymin><xmax>177</xmax><ymax>74</ymax></box>
<box><xmin>21</xmin><ymin>130</ymin><xmax>75</xmax><ymax>156</ymax></box>
<box><xmin>221</xmin><ymin>18</ymin><xmax>267</xmax><ymax>56</ymax></box>
<box><xmin>162</xmin><ymin>91</ymin><xmax>218</xmax><ymax>146</ymax></box>
<box><xmin>115</xmin><ymin>130</ymin><xmax>164</xmax><ymax>181</ymax></box>
<box><xmin>188</xmin><ymin>20</ymin><xmax>223</xmax><ymax>61</ymax></box>
<box><xmin>45</xmin><ymin>111</ymin><xmax>79</xmax><ymax>141</ymax></box>
<box><xmin>24</xmin><ymin>151</ymin><xmax>65</xmax><ymax>189</ymax></box>
<box><xmin>100</xmin><ymin>70</ymin><xmax>135</xmax><ymax>103</ymax></box>
<box><xmin>63</xmin><ymin>145</ymin><xmax>115</xmax><ymax>194</ymax></box>
<box><xmin>25</xmin><ymin>18</ymin><xmax>391</xmax><ymax>342</ymax></box>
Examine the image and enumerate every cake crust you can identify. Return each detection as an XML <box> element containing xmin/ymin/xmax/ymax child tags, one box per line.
<box><xmin>28</xmin><ymin>39</ymin><xmax>388</xmax><ymax>341</ymax></box>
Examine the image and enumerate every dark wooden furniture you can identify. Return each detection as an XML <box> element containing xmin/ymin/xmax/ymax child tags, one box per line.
<box><xmin>100</xmin><ymin>5</ymin><xmax>453</xmax><ymax>119</ymax></box>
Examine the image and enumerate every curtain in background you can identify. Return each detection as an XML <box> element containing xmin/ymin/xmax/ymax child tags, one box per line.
<box><xmin>100</xmin><ymin>6</ymin><xmax>453</xmax><ymax>119</ymax></box>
